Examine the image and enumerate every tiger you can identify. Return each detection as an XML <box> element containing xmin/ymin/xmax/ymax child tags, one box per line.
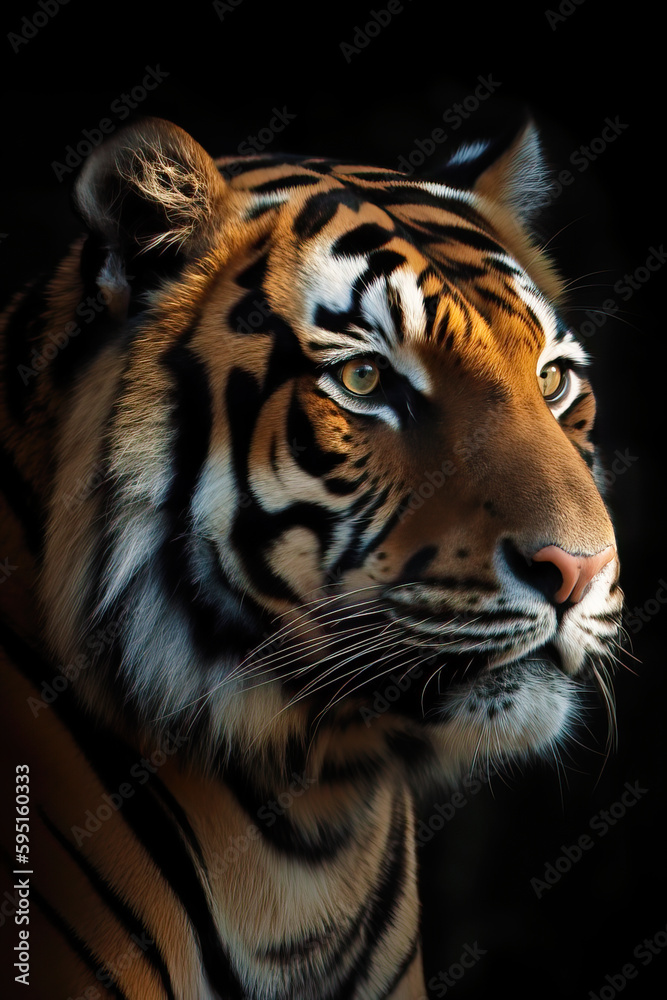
<box><xmin>0</xmin><ymin>115</ymin><xmax>622</xmax><ymax>999</ymax></box>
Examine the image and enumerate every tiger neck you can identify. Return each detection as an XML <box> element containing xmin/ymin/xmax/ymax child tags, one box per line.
<box><xmin>155</xmin><ymin>737</ymin><xmax>425</xmax><ymax>993</ymax></box>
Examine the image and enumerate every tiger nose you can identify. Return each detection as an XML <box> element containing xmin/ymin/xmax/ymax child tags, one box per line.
<box><xmin>531</xmin><ymin>544</ymin><xmax>616</xmax><ymax>604</ymax></box>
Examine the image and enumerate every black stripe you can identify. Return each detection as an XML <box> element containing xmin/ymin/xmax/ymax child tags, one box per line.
<box><xmin>418</xmin><ymin>222</ymin><xmax>505</xmax><ymax>257</ymax></box>
<box><xmin>364</xmin><ymin>250</ymin><xmax>406</xmax><ymax>281</ymax></box>
<box><xmin>573</xmin><ymin>440</ymin><xmax>595</xmax><ymax>469</ymax></box>
<box><xmin>260</xmin><ymin>901</ymin><xmax>369</xmax><ymax>967</ymax></box>
<box><xmin>400</xmin><ymin>608</ymin><xmax>535</xmax><ymax>627</ymax></box>
<box><xmin>423</xmin><ymin>295</ymin><xmax>440</xmax><ymax>340</ymax></box>
<box><xmin>340</xmin><ymin>170</ymin><xmax>404</xmax><ymax>182</ymax></box>
<box><xmin>234</xmin><ymin>251</ymin><xmax>269</xmax><ymax>291</ymax></box>
<box><xmin>299</xmin><ymin>158</ymin><xmax>339</xmax><ymax>175</ymax></box>
<box><xmin>559</xmin><ymin>391</ymin><xmax>593</xmax><ymax>424</ymax></box>
<box><xmin>324</xmin><ymin>472</ymin><xmax>368</xmax><ymax>495</ymax></box>
<box><xmin>332</xmin><ymin>223</ymin><xmax>393</xmax><ymax>259</ymax></box>
<box><xmin>162</xmin><ymin>342</ymin><xmax>211</xmax><ymax>516</ymax></box>
<box><xmin>221</xmin><ymin>753</ymin><xmax>356</xmax><ymax>860</ymax></box>
<box><xmin>312</xmin><ymin>251</ymin><xmax>411</xmax><ymax>346</ymax></box>
<box><xmin>159</xmin><ymin>342</ymin><xmax>262</xmax><ymax>655</ymax></box>
<box><xmin>226</xmin><ymin>365</ymin><xmax>261</xmax><ymax>491</ymax></box>
<box><xmin>287</xmin><ymin>390</ymin><xmax>347</xmax><ymax>477</ymax></box>
<box><xmin>231</xmin><ymin>499</ymin><xmax>334</xmax><ymax>603</ymax></box>
<box><xmin>40</xmin><ymin>809</ymin><xmax>177</xmax><ymax>1000</ymax></box>
<box><xmin>372</xmin><ymin>184</ymin><xmax>490</xmax><ymax>228</ymax></box>
<box><xmin>380</xmin><ymin>935</ymin><xmax>420</xmax><ymax>998</ymax></box>
<box><xmin>313</xmin><ymin>303</ymin><xmax>369</xmax><ymax>337</ymax></box>
<box><xmin>591</xmin><ymin>610</ymin><xmax>621</xmax><ymax>624</ymax></box>
<box><xmin>387</xmin><ymin>290</ymin><xmax>405</xmax><ymax>344</ymax></box>
<box><xmin>0</xmin><ymin>622</ymin><xmax>246</xmax><ymax>1000</ymax></box>
<box><xmin>220</xmin><ymin>152</ymin><xmax>338</xmax><ymax>181</ymax></box>
<box><xmin>326</xmin><ymin>484</ymin><xmax>394</xmax><ymax>577</ymax></box>
<box><xmin>392</xmin><ymin>574</ymin><xmax>496</xmax><ymax>591</ymax></box>
<box><xmin>399</xmin><ymin>545</ymin><xmax>438</xmax><ymax>581</ymax></box>
<box><xmin>25</xmin><ymin>878</ymin><xmax>130</xmax><ymax>999</ymax></box>
<box><xmin>226</xmin><ymin>341</ymin><xmax>339</xmax><ymax>600</ymax></box>
<box><xmin>244</xmin><ymin>201</ymin><xmax>281</xmax><ymax>221</ymax></box>
<box><xmin>385</xmin><ymin>730</ymin><xmax>436</xmax><ymax>770</ymax></box>
<box><xmin>293</xmin><ymin>188</ymin><xmax>362</xmax><ymax>241</ymax></box>
<box><xmin>250</xmin><ymin>173</ymin><xmax>322</xmax><ymax>195</ymax></box>
<box><xmin>139</xmin><ymin>766</ymin><xmax>210</xmax><ymax>872</ymax></box>
<box><xmin>436</xmin><ymin>260</ymin><xmax>487</xmax><ymax>285</ymax></box>
<box><xmin>161</xmin><ymin>344</ymin><xmax>249</xmax><ymax>651</ymax></box>
<box><xmin>227</xmin><ymin>289</ymin><xmax>273</xmax><ymax>335</ymax></box>
<box><xmin>318</xmin><ymin>751</ymin><xmax>387</xmax><ymax>785</ymax></box>
<box><xmin>488</xmin><ymin>256</ymin><xmax>522</xmax><ymax>278</ymax></box>
<box><xmin>473</xmin><ymin>286</ymin><xmax>518</xmax><ymax>317</ymax></box>
<box><xmin>523</xmin><ymin>303</ymin><xmax>546</xmax><ymax>339</ymax></box>
<box><xmin>332</xmin><ymin>794</ymin><xmax>409</xmax><ymax>998</ymax></box>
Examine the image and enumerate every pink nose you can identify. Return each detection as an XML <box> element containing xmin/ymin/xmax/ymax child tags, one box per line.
<box><xmin>531</xmin><ymin>545</ymin><xmax>616</xmax><ymax>604</ymax></box>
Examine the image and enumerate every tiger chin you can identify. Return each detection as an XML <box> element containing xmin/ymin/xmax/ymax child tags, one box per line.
<box><xmin>0</xmin><ymin>116</ymin><xmax>622</xmax><ymax>997</ymax></box>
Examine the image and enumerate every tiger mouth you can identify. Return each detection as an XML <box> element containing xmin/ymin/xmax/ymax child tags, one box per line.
<box><xmin>352</xmin><ymin>641</ymin><xmax>570</xmax><ymax>722</ymax></box>
<box><xmin>248</xmin><ymin>579</ymin><xmax>615</xmax><ymax>740</ymax></box>
<box><xmin>272</xmin><ymin>595</ymin><xmax>567</xmax><ymax>722</ymax></box>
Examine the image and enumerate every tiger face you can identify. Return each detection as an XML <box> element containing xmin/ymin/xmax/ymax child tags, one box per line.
<box><xmin>37</xmin><ymin>118</ymin><xmax>621</xmax><ymax>780</ymax></box>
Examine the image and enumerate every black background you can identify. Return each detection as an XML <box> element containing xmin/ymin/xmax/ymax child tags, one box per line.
<box><xmin>1</xmin><ymin>2</ymin><xmax>665</xmax><ymax>998</ymax></box>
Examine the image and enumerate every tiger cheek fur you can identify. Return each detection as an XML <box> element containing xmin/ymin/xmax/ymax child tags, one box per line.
<box><xmin>0</xmin><ymin>117</ymin><xmax>622</xmax><ymax>998</ymax></box>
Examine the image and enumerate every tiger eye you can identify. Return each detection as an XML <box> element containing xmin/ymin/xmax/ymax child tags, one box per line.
<box><xmin>340</xmin><ymin>359</ymin><xmax>381</xmax><ymax>396</ymax></box>
<box><xmin>538</xmin><ymin>362</ymin><xmax>568</xmax><ymax>401</ymax></box>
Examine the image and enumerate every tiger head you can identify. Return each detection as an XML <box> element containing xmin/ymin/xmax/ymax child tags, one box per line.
<box><xmin>31</xmin><ymin>118</ymin><xmax>621</xmax><ymax>781</ymax></box>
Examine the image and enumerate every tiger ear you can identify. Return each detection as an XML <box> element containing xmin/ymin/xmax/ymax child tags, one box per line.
<box><xmin>471</xmin><ymin>121</ymin><xmax>551</xmax><ymax>224</ymax></box>
<box><xmin>437</xmin><ymin>121</ymin><xmax>552</xmax><ymax>226</ymax></box>
<box><xmin>73</xmin><ymin>117</ymin><xmax>226</xmax><ymax>301</ymax></box>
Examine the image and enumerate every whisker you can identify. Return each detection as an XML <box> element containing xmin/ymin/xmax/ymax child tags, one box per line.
<box><xmin>313</xmin><ymin>648</ymin><xmax>428</xmax><ymax>724</ymax></box>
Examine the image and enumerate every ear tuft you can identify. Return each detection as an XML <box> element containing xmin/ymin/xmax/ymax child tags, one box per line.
<box><xmin>73</xmin><ymin>118</ymin><xmax>226</xmax><ymax>263</ymax></box>
<box><xmin>423</xmin><ymin>120</ymin><xmax>553</xmax><ymax>227</ymax></box>
<box><xmin>472</xmin><ymin>121</ymin><xmax>552</xmax><ymax>225</ymax></box>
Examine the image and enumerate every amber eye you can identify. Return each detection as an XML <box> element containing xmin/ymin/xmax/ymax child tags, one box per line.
<box><xmin>340</xmin><ymin>359</ymin><xmax>381</xmax><ymax>396</ymax></box>
<box><xmin>538</xmin><ymin>362</ymin><xmax>568</xmax><ymax>401</ymax></box>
